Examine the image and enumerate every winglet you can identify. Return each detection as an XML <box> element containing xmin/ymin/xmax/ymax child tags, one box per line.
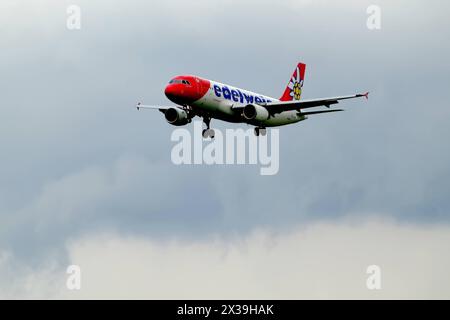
<box><xmin>136</xmin><ymin>102</ymin><xmax>141</xmax><ymax>110</ymax></box>
<box><xmin>361</xmin><ymin>92</ymin><xmax>369</xmax><ymax>100</ymax></box>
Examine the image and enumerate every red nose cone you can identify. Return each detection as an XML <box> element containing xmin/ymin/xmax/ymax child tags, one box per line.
<box><xmin>164</xmin><ymin>76</ymin><xmax>210</xmax><ymax>105</ymax></box>
<box><xmin>164</xmin><ymin>84</ymin><xmax>176</xmax><ymax>99</ymax></box>
<box><xmin>165</xmin><ymin>83</ymin><xmax>185</xmax><ymax>105</ymax></box>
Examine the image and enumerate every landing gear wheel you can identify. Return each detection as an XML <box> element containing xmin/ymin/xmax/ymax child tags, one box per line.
<box><xmin>202</xmin><ymin>116</ymin><xmax>214</xmax><ymax>139</ymax></box>
<box><xmin>202</xmin><ymin>128</ymin><xmax>215</xmax><ymax>139</ymax></box>
<box><xmin>254</xmin><ymin>127</ymin><xmax>266</xmax><ymax>137</ymax></box>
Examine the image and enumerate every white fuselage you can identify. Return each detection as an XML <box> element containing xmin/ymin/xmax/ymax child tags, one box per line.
<box><xmin>191</xmin><ymin>80</ymin><xmax>306</xmax><ymax>127</ymax></box>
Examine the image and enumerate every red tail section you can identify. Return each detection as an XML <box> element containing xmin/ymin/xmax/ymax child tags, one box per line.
<box><xmin>279</xmin><ymin>62</ymin><xmax>306</xmax><ymax>101</ymax></box>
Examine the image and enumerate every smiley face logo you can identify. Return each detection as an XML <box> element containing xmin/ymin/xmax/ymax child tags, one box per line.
<box><xmin>288</xmin><ymin>66</ymin><xmax>304</xmax><ymax>100</ymax></box>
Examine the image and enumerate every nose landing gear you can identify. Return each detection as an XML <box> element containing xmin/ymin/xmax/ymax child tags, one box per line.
<box><xmin>202</xmin><ymin>116</ymin><xmax>215</xmax><ymax>139</ymax></box>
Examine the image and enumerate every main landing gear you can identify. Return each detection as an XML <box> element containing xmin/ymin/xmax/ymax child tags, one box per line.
<box><xmin>202</xmin><ymin>116</ymin><xmax>215</xmax><ymax>139</ymax></box>
<box><xmin>254</xmin><ymin>127</ymin><xmax>267</xmax><ymax>136</ymax></box>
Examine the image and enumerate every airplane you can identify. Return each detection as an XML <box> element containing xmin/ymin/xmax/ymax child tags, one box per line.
<box><xmin>136</xmin><ymin>62</ymin><xmax>368</xmax><ymax>138</ymax></box>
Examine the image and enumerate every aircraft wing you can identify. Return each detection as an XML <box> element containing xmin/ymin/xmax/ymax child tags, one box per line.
<box><xmin>136</xmin><ymin>103</ymin><xmax>174</xmax><ymax>111</ymax></box>
<box><xmin>261</xmin><ymin>92</ymin><xmax>369</xmax><ymax>114</ymax></box>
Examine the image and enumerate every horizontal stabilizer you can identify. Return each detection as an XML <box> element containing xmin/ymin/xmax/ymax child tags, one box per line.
<box><xmin>300</xmin><ymin>109</ymin><xmax>344</xmax><ymax>116</ymax></box>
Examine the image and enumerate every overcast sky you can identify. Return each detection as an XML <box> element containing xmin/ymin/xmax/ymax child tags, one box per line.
<box><xmin>1</xmin><ymin>0</ymin><xmax>450</xmax><ymax>298</ymax></box>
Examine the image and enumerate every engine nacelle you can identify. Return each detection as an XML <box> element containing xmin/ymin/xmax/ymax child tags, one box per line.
<box><xmin>164</xmin><ymin>107</ymin><xmax>190</xmax><ymax>126</ymax></box>
<box><xmin>242</xmin><ymin>104</ymin><xmax>270</xmax><ymax>122</ymax></box>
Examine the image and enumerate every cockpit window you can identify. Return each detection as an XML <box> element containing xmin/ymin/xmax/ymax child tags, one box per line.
<box><xmin>169</xmin><ymin>79</ymin><xmax>190</xmax><ymax>85</ymax></box>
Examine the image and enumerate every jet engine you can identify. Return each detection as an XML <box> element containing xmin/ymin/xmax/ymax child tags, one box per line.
<box><xmin>242</xmin><ymin>104</ymin><xmax>270</xmax><ymax>121</ymax></box>
<box><xmin>164</xmin><ymin>107</ymin><xmax>190</xmax><ymax>126</ymax></box>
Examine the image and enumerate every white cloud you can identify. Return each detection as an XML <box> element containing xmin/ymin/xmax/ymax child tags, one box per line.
<box><xmin>2</xmin><ymin>219</ymin><xmax>449</xmax><ymax>299</ymax></box>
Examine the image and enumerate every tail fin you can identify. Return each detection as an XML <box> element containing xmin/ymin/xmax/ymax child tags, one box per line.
<box><xmin>279</xmin><ymin>62</ymin><xmax>306</xmax><ymax>101</ymax></box>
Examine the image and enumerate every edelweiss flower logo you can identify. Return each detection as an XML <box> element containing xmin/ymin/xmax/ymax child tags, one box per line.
<box><xmin>288</xmin><ymin>67</ymin><xmax>304</xmax><ymax>100</ymax></box>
